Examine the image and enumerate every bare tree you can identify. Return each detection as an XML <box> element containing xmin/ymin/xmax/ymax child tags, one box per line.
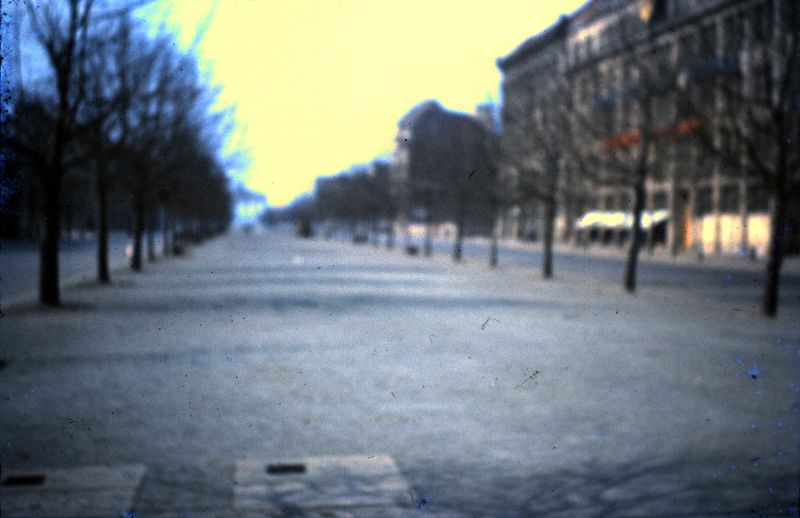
<box><xmin>443</xmin><ymin>114</ymin><xmax>497</xmax><ymax>263</ymax></box>
<box><xmin>502</xmin><ymin>74</ymin><xmax>575</xmax><ymax>279</ymax></box>
<box><xmin>679</xmin><ymin>1</ymin><xmax>800</xmax><ymax>316</ymax></box>
<box><xmin>76</xmin><ymin>20</ymin><xmax>120</xmax><ymax>283</ymax></box>
<box><xmin>15</xmin><ymin>0</ymin><xmax>234</xmax><ymax>294</ymax></box>
<box><xmin>498</xmin><ymin>17</ymin><xmax>591</xmax><ymax>278</ymax></box>
<box><xmin>24</xmin><ymin>0</ymin><xmax>95</xmax><ymax>305</ymax></box>
<box><xmin>566</xmin><ymin>14</ymin><xmax>681</xmax><ymax>293</ymax></box>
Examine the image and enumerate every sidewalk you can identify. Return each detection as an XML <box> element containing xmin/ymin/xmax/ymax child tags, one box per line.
<box><xmin>1</xmin><ymin>232</ymin><xmax>798</xmax><ymax>516</ymax></box>
<box><xmin>0</xmin><ymin>235</ymin><xmax>164</xmax><ymax>308</ymax></box>
<box><xmin>495</xmin><ymin>236</ymin><xmax>800</xmax><ymax>275</ymax></box>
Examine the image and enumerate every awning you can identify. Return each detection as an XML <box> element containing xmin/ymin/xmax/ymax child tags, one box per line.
<box><xmin>576</xmin><ymin>210</ymin><xmax>670</xmax><ymax>231</ymax></box>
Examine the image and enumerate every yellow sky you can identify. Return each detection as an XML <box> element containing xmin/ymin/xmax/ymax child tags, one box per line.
<box><xmin>142</xmin><ymin>0</ymin><xmax>586</xmax><ymax>207</ymax></box>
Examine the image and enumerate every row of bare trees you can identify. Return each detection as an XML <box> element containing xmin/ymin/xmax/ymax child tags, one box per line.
<box><xmin>266</xmin><ymin>105</ymin><xmax>502</xmax><ymax>264</ymax></box>
<box><xmin>398</xmin><ymin>104</ymin><xmax>500</xmax><ymax>263</ymax></box>
<box><xmin>501</xmin><ymin>2</ymin><xmax>799</xmax><ymax>317</ymax></box>
<box><xmin>263</xmin><ymin>162</ymin><xmax>396</xmax><ymax>245</ymax></box>
<box><xmin>3</xmin><ymin>0</ymin><xmax>235</xmax><ymax>306</ymax></box>
<box><xmin>266</xmin><ymin>2</ymin><xmax>797</xmax><ymax>318</ymax></box>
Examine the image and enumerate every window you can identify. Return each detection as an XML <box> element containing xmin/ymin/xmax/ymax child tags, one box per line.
<box><xmin>754</xmin><ymin>62</ymin><xmax>773</xmax><ymax>101</ymax></box>
<box><xmin>695</xmin><ymin>187</ymin><xmax>712</xmax><ymax>215</ymax></box>
<box><xmin>747</xmin><ymin>185</ymin><xmax>769</xmax><ymax>212</ymax></box>
<box><xmin>620</xmin><ymin>192</ymin><xmax>631</xmax><ymax>211</ymax></box>
<box><xmin>700</xmin><ymin>23</ymin><xmax>717</xmax><ymax>57</ymax></box>
<box><xmin>723</xmin><ymin>13</ymin><xmax>744</xmax><ymax>52</ymax></box>
<box><xmin>652</xmin><ymin>191</ymin><xmax>668</xmax><ymax>210</ymax></box>
<box><xmin>751</xmin><ymin>3</ymin><xmax>771</xmax><ymax>43</ymax></box>
<box><xmin>720</xmin><ymin>185</ymin><xmax>739</xmax><ymax>212</ymax></box>
<box><xmin>679</xmin><ymin>32</ymin><xmax>697</xmax><ymax>61</ymax></box>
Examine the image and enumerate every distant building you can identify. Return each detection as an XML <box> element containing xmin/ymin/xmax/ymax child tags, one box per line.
<box><xmin>391</xmin><ymin>100</ymin><xmax>498</xmax><ymax>242</ymax></box>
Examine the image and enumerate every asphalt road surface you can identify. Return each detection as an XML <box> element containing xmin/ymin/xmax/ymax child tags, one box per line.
<box><xmin>1</xmin><ymin>231</ymin><xmax>798</xmax><ymax>516</ymax></box>
<box><xmin>421</xmin><ymin>236</ymin><xmax>800</xmax><ymax>313</ymax></box>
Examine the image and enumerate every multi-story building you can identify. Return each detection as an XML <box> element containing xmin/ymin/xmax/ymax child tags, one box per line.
<box><xmin>497</xmin><ymin>16</ymin><xmax>574</xmax><ymax>242</ymax></box>
<box><xmin>499</xmin><ymin>0</ymin><xmax>799</xmax><ymax>257</ymax></box>
<box><xmin>390</xmin><ymin>100</ymin><xmax>499</xmax><ymax>244</ymax></box>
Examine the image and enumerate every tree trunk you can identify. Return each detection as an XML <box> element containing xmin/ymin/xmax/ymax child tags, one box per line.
<box><xmin>561</xmin><ymin>193</ymin><xmax>574</xmax><ymax>242</ymax></box>
<box><xmin>489</xmin><ymin>208</ymin><xmax>500</xmax><ymax>268</ymax></box>
<box><xmin>453</xmin><ymin>217</ymin><xmax>464</xmax><ymax>262</ymax></box>
<box><xmin>146</xmin><ymin>208</ymin><xmax>156</xmax><ymax>262</ymax></box>
<box><xmin>96</xmin><ymin>169</ymin><xmax>110</xmax><ymax>284</ymax></box>
<box><xmin>624</xmin><ymin>95</ymin><xmax>651</xmax><ymax>293</ymax></box>
<box><xmin>131</xmin><ymin>196</ymin><xmax>144</xmax><ymax>271</ymax></box>
<box><xmin>424</xmin><ymin>214</ymin><xmax>433</xmax><ymax>257</ymax></box>
<box><xmin>624</xmin><ymin>176</ymin><xmax>646</xmax><ymax>292</ymax></box>
<box><xmin>64</xmin><ymin>201</ymin><xmax>73</xmax><ymax>242</ymax></box>
<box><xmin>762</xmin><ymin>161</ymin><xmax>788</xmax><ymax>317</ymax></box>
<box><xmin>386</xmin><ymin>221</ymin><xmax>395</xmax><ymax>249</ymax></box>
<box><xmin>162</xmin><ymin>208</ymin><xmax>171</xmax><ymax>258</ymax></box>
<box><xmin>669</xmin><ymin>179</ymin><xmax>680</xmax><ymax>257</ymax></box>
<box><xmin>39</xmin><ymin>174</ymin><xmax>62</xmax><ymax>306</ymax></box>
<box><xmin>171</xmin><ymin>217</ymin><xmax>181</xmax><ymax>255</ymax></box>
<box><xmin>543</xmin><ymin>196</ymin><xmax>556</xmax><ymax>279</ymax></box>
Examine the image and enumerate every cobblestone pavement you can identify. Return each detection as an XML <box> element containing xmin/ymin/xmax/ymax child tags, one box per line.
<box><xmin>1</xmin><ymin>232</ymin><xmax>798</xmax><ymax>516</ymax></box>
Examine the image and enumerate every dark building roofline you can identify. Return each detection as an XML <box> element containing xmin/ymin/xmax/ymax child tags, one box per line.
<box><xmin>397</xmin><ymin>100</ymin><xmax>443</xmax><ymax>128</ymax></box>
<box><xmin>497</xmin><ymin>15</ymin><xmax>570</xmax><ymax>71</ymax></box>
<box><xmin>570</xmin><ymin>0</ymin><xmax>629</xmax><ymax>27</ymax></box>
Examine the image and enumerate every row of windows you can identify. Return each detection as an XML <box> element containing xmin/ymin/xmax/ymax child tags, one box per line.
<box><xmin>590</xmin><ymin>184</ymin><xmax>769</xmax><ymax>214</ymax></box>
<box><xmin>569</xmin><ymin>1</ymin><xmax>773</xmax><ymax>66</ymax></box>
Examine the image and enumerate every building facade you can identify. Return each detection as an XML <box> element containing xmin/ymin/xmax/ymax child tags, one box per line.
<box><xmin>499</xmin><ymin>0</ymin><xmax>799</xmax><ymax>257</ymax></box>
<box><xmin>391</xmin><ymin>101</ymin><xmax>499</xmax><ymax>244</ymax></box>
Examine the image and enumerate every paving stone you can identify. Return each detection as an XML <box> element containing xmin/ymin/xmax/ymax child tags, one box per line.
<box><xmin>132</xmin><ymin>462</ymin><xmax>234</xmax><ymax>514</ymax></box>
<box><xmin>234</xmin><ymin>454</ymin><xmax>411</xmax><ymax>512</ymax></box>
<box><xmin>1</xmin><ymin>464</ymin><xmax>145</xmax><ymax>517</ymax></box>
